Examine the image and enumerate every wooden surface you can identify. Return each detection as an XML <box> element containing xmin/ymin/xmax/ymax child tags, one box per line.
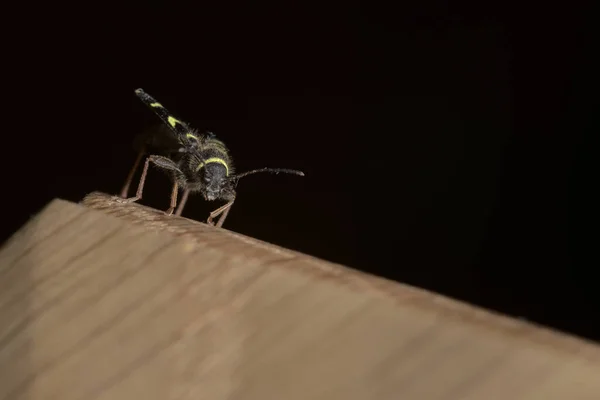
<box><xmin>1</xmin><ymin>191</ymin><xmax>599</xmax><ymax>400</ymax></box>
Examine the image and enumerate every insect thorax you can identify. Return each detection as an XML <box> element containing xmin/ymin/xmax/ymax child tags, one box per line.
<box><xmin>176</xmin><ymin>137</ymin><xmax>235</xmax><ymax>196</ymax></box>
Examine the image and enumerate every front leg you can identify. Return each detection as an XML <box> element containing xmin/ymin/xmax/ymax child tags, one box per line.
<box><xmin>165</xmin><ymin>182</ymin><xmax>179</xmax><ymax>216</ymax></box>
<box><xmin>207</xmin><ymin>199</ymin><xmax>235</xmax><ymax>228</ymax></box>
<box><xmin>174</xmin><ymin>188</ymin><xmax>190</xmax><ymax>216</ymax></box>
<box><xmin>117</xmin><ymin>155</ymin><xmax>182</xmax><ymax>211</ymax></box>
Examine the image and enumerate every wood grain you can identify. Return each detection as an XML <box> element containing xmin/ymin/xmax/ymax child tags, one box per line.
<box><xmin>0</xmin><ymin>191</ymin><xmax>599</xmax><ymax>400</ymax></box>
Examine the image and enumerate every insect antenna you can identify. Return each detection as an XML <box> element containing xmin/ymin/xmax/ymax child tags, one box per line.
<box><xmin>232</xmin><ymin>168</ymin><xmax>305</xmax><ymax>186</ymax></box>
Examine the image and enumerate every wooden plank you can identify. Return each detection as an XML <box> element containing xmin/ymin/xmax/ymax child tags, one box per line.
<box><xmin>0</xmin><ymin>191</ymin><xmax>599</xmax><ymax>400</ymax></box>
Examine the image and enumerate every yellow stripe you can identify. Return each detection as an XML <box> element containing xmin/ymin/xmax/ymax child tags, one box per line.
<box><xmin>150</xmin><ymin>102</ymin><xmax>163</xmax><ymax>108</ymax></box>
<box><xmin>186</xmin><ymin>133</ymin><xmax>199</xmax><ymax>141</ymax></box>
<box><xmin>168</xmin><ymin>116</ymin><xmax>182</xmax><ymax>127</ymax></box>
<box><xmin>196</xmin><ymin>157</ymin><xmax>229</xmax><ymax>175</ymax></box>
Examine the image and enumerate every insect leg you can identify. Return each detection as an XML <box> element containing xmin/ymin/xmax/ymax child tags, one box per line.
<box><xmin>174</xmin><ymin>188</ymin><xmax>190</xmax><ymax>216</ymax></box>
<box><xmin>119</xmin><ymin>155</ymin><xmax>182</xmax><ymax>205</ymax></box>
<box><xmin>207</xmin><ymin>199</ymin><xmax>235</xmax><ymax>228</ymax></box>
<box><xmin>120</xmin><ymin>145</ymin><xmax>146</xmax><ymax>198</ymax></box>
<box><xmin>165</xmin><ymin>182</ymin><xmax>179</xmax><ymax>216</ymax></box>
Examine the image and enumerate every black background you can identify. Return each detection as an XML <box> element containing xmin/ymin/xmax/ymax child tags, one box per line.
<box><xmin>2</xmin><ymin>2</ymin><xmax>596</xmax><ymax>341</ymax></box>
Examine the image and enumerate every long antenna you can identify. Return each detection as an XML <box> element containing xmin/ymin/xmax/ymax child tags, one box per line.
<box><xmin>233</xmin><ymin>168</ymin><xmax>305</xmax><ymax>181</ymax></box>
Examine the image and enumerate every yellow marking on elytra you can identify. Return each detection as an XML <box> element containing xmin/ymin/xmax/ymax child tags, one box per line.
<box><xmin>168</xmin><ymin>116</ymin><xmax>182</xmax><ymax>127</ymax></box>
<box><xmin>150</xmin><ymin>102</ymin><xmax>163</xmax><ymax>108</ymax></box>
<box><xmin>186</xmin><ymin>133</ymin><xmax>199</xmax><ymax>141</ymax></box>
<box><xmin>196</xmin><ymin>157</ymin><xmax>230</xmax><ymax>176</ymax></box>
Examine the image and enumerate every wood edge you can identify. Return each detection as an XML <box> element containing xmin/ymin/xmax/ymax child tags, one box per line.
<box><xmin>17</xmin><ymin>193</ymin><xmax>597</xmax><ymax>360</ymax></box>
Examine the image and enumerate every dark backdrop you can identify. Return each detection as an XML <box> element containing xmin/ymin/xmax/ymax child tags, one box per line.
<box><xmin>2</xmin><ymin>2</ymin><xmax>596</xmax><ymax>341</ymax></box>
